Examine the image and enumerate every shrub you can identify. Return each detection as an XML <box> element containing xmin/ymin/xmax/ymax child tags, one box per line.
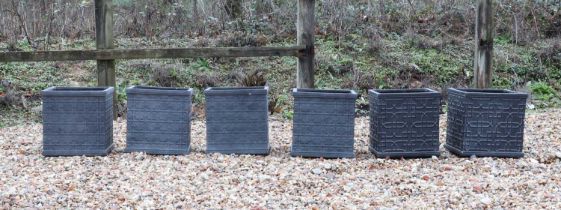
<box><xmin>530</xmin><ymin>82</ymin><xmax>557</xmax><ymax>101</ymax></box>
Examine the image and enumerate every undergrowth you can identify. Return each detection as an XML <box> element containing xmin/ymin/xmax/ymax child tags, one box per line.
<box><xmin>1</xmin><ymin>34</ymin><xmax>560</xmax><ymax>125</ymax></box>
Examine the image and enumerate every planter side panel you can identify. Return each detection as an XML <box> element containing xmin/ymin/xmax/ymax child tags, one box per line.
<box><xmin>126</xmin><ymin>92</ymin><xmax>192</xmax><ymax>155</ymax></box>
<box><xmin>42</xmin><ymin>92</ymin><xmax>114</xmax><ymax>156</ymax></box>
<box><xmin>369</xmin><ymin>93</ymin><xmax>382</xmax><ymax>153</ymax></box>
<box><xmin>445</xmin><ymin>89</ymin><xmax>527</xmax><ymax>158</ymax></box>
<box><xmin>445</xmin><ymin>90</ymin><xmax>467</xmax><ymax>151</ymax></box>
<box><xmin>205</xmin><ymin>93</ymin><xmax>269</xmax><ymax>155</ymax></box>
<box><xmin>463</xmin><ymin>94</ymin><xmax>526</xmax><ymax>155</ymax></box>
<box><xmin>292</xmin><ymin>96</ymin><xmax>356</xmax><ymax>158</ymax></box>
<box><xmin>369</xmin><ymin>92</ymin><xmax>440</xmax><ymax>158</ymax></box>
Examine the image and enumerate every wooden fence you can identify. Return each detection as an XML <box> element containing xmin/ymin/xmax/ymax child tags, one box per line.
<box><xmin>0</xmin><ymin>0</ymin><xmax>494</xmax><ymax>104</ymax></box>
<box><xmin>0</xmin><ymin>0</ymin><xmax>315</xmax><ymax>87</ymax></box>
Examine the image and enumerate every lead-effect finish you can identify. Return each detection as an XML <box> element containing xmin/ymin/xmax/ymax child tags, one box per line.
<box><xmin>291</xmin><ymin>89</ymin><xmax>357</xmax><ymax>158</ymax></box>
<box><xmin>125</xmin><ymin>86</ymin><xmax>193</xmax><ymax>155</ymax></box>
<box><xmin>445</xmin><ymin>88</ymin><xmax>528</xmax><ymax>158</ymax></box>
<box><xmin>205</xmin><ymin>87</ymin><xmax>270</xmax><ymax>155</ymax></box>
<box><xmin>369</xmin><ymin>89</ymin><xmax>441</xmax><ymax>158</ymax></box>
<box><xmin>42</xmin><ymin>87</ymin><xmax>114</xmax><ymax>156</ymax></box>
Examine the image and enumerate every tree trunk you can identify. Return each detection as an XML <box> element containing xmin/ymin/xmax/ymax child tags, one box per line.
<box><xmin>297</xmin><ymin>0</ymin><xmax>315</xmax><ymax>88</ymax></box>
<box><xmin>256</xmin><ymin>0</ymin><xmax>272</xmax><ymax>14</ymax></box>
<box><xmin>225</xmin><ymin>0</ymin><xmax>242</xmax><ymax>19</ymax></box>
<box><xmin>474</xmin><ymin>0</ymin><xmax>494</xmax><ymax>89</ymax></box>
<box><xmin>95</xmin><ymin>0</ymin><xmax>117</xmax><ymax>119</ymax></box>
<box><xmin>10</xmin><ymin>0</ymin><xmax>35</xmax><ymax>50</ymax></box>
<box><xmin>378</xmin><ymin>0</ymin><xmax>386</xmax><ymax>23</ymax></box>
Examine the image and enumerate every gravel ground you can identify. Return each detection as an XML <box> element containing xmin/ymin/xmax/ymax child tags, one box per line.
<box><xmin>1</xmin><ymin>109</ymin><xmax>561</xmax><ymax>209</ymax></box>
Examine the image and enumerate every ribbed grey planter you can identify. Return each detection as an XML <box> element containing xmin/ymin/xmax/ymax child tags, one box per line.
<box><xmin>291</xmin><ymin>89</ymin><xmax>357</xmax><ymax>158</ymax></box>
<box><xmin>369</xmin><ymin>89</ymin><xmax>441</xmax><ymax>158</ymax></box>
<box><xmin>125</xmin><ymin>86</ymin><xmax>193</xmax><ymax>155</ymax></box>
<box><xmin>205</xmin><ymin>87</ymin><xmax>269</xmax><ymax>155</ymax></box>
<box><xmin>445</xmin><ymin>88</ymin><xmax>528</xmax><ymax>158</ymax></box>
<box><xmin>42</xmin><ymin>87</ymin><xmax>114</xmax><ymax>156</ymax></box>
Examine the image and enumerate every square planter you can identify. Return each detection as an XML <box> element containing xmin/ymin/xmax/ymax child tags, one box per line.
<box><xmin>291</xmin><ymin>89</ymin><xmax>357</xmax><ymax>158</ymax></box>
<box><xmin>445</xmin><ymin>88</ymin><xmax>528</xmax><ymax>158</ymax></box>
<box><xmin>125</xmin><ymin>86</ymin><xmax>193</xmax><ymax>155</ymax></box>
<box><xmin>42</xmin><ymin>87</ymin><xmax>114</xmax><ymax>156</ymax></box>
<box><xmin>369</xmin><ymin>89</ymin><xmax>441</xmax><ymax>158</ymax></box>
<box><xmin>205</xmin><ymin>87</ymin><xmax>269</xmax><ymax>155</ymax></box>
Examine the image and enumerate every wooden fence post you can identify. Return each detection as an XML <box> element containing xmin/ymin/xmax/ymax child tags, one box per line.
<box><xmin>297</xmin><ymin>0</ymin><xmax>315</xmax><ymax>88</ymax></box>
<box><xmin>474</xmin><ymin>0</ymin><xmax>494</xmax><ymax>89</ymax></box>
<box><xmin>95</xmin><ymin>0</ymin><xmax>116</xmax><ymax>118</ymax></box>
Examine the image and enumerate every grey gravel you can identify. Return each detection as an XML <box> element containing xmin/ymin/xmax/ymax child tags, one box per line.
<box><xmin>0</xmin><ymin>110</ymin><xmax>560</xmax><ymax>209</ymax></box>
<box><xmin>311</xmin><ymin>168</ymin><xmax>322</xmax><ymax>175</ymax></box>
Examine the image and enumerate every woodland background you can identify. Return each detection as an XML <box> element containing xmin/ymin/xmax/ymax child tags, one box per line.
<box><xmin>0</xmin><ymin>0</ymin><xmax>560</xmax><ymax>126</ymax></box>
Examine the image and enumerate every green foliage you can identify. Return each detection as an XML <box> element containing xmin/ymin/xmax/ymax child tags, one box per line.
<box><xmin>192</xmin><ymin>91</ymin><xmax>205</xmax><ymax>104</ymax></box>
<box><xmin>116</xmin><ymin>82</ymin><xmax>128</xmax><ymax>104</ymax></box>
<box><xmin>537</xmin><ymin>43</ymin><xmax>561</xmax><ymax>80</ymax></box>
<box><xmin>114</xmin><ymin>0</ymin><xmax>132</xmax><ymax>6</ymax></box>
<box><xmin>495</xmin><ymin>35</ymin><xmax>512</xmax><ymax>45</ymax></box>
<box><xmin>530</xmin><ymin>82</ymin><xmax>557</xmax><ymax>101</ymax></box>
<box><xmin>494</xmin><ymin>44</ymin><xmax>548</xmax><ymax>86</ymax></box>
<box><xmin>189</xmin><ymin>90</ymin><xmax>205</xmax><ymax>104</ymax></box>
<box><xmin>529</xmin><ymin>81</ymin><xmax>560</xmax><ymax>108</ymax></box>
<box><xmin>237</xmin><ymin>70</ymin><xmax>267</xmax><ymax>87</ymax></box>
<box><xmin>192</xmin><ymin>58</ymin><xmax>211</xmax><ymax>72</ymax></box>
<box><xmin>1</xmin><ymin>1</ymin><xmax>561</xmax><ymax>128</ymax></box>
<box><xmin>409</xmin><ymin>48</ymin><xmax>465</xmax><ymax>85</ymax></box>
<box><xmin>549</xmin><ymin>66</ymin><xmax>561</xmax><ymax>80</ymax></box>
<box><xmin>355</xmin><ymin>96</ymin><xmax>368</xmax><ymax>116</ymax></box>
<box><xmin>114</xmin><ymin>76</ymin><xmax>142</xmax><ymax>106</ymax></box>
<box><xmin>276</xmin><ymin>94</ymin><xmax>289</xmax><ymax>105</ymax></box>
<box><xmin>1</xmin><ymin>30</ymin><xmax>560</xmax><ymax>129</ymax></box>
<box><xmin>17</xmin><ymin>39</ymin><xmax>33</xmax><ymax>51</ymax></box>
<box><xmin>492</xmin><ymin>75</ymin><xmax>514</xmax><ymax>89</ymax></box>
<box><xmin>0</xmin><ymin>62</ymin><xmax>68</xmax><ymax>92</ymax></box>
<box><xmin>65</xmin><ymin>39</ymin><xmax>96</xmax><ymax>49</ymax></box>
<box><xmin>282</xmin><ymin>109</ymin><xmax>293</xmax><ymax>120</ymax></box>
<box><xmin>441</xmin><ymin>104</ymin><xmax>448</xmax><ymax>113</ymax></box>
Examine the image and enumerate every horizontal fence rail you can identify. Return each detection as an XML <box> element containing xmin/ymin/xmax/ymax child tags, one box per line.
<box><xmin>0</xmin><ymin>46</ymin><xmax>307</xmax><ymax>62</ymax></box>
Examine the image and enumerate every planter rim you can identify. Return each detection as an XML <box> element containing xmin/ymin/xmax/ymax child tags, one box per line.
<box><xmin>292</xmin><ymin>88</ymin><xmax>357</xmax><ymax>99</ymax></box>
<box><xmin>204</xmin><ymin>86</ymin><xmax>268</xmax><ymax>95</ymax></box>
<box><xmin>42</xmin><ymin>86</ymin><xmax>114</xmax><ymax>97</ymax></box>
<box><xmin>127</xmin><ymin>86</ymin><xmax>193</xmax><ymax>96</ymax></box>
<box><xmin>448</xmin><ymin>88</ymin><xmax>528</xmax><ymax>97</ymax></box>
<box><xmin>369</xmin><ymin>88</ymin><xmax>438</xmax><ymax>95</ymax></box>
